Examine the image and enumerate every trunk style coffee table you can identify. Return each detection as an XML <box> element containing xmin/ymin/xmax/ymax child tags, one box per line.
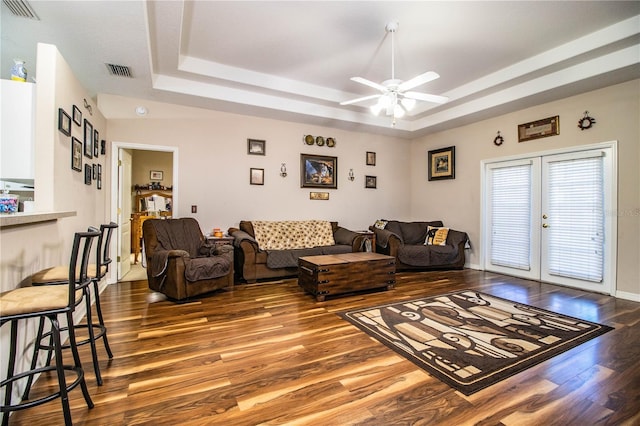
<box><xmin>298</xmin><ymin>252</ymin><xmax>396</xmax><ymax>301</ymax></box>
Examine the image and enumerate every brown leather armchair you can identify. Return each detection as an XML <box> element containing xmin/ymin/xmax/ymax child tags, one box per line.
<box><xmin>142</xmin><ymin>218</ymin><xmax>233</xmax><ymax>301</ymax></box>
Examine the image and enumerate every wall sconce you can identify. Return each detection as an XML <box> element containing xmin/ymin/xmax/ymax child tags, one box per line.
<box><xmin>280</xmin><ymin>163</ymin><xmax>287</xmax><ymax>178</ymax></box>
<box><xmin>348</xmin><ymin>168</ymin><xmax>355</xmax><ymax>181</ymax></box>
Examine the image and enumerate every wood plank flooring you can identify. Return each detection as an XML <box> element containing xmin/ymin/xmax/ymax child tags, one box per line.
<box><xmin>5</xmin><ymin>269</ymin><xmax>640</xmax><ymax>425</ymax></box>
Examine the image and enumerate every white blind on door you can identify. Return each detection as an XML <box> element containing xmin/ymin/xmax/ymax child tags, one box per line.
<box><xmin>546</xmin><ymin>155</ymin><xmax>604</xmax><ymax>282</ymax></box>
<box><xmin>490</xmin><ymin>163</ymin><xmax>532</xmax><ymax>270</ymax></box>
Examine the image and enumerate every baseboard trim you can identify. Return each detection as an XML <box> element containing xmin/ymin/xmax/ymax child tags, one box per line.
<box><xmin>615</xmin><ymin>290</ymin><xmax>640</xmax><ymax>302</ymax></box>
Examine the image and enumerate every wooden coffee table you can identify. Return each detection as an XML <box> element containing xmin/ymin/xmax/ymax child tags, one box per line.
<box><xmin>298</xmin><ymin>252</ymin><xmax>396</xmax><ymax>301</ymax></box>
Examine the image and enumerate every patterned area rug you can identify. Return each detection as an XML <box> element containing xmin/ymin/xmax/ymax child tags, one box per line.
<box><xmin>340</xmin><ymin>290</ymin><xmax>613</xmax><ymax>395</ymax></box>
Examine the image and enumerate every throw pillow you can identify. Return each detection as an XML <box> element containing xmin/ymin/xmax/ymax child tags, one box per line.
<box><xmin>374</xmin><ymin>219</ymin><xmax>388</xmax><ymax>229</ymax></box>
<box><xmin>425</xmin><ymin>226</ymin><xmax>449</xmax><ymax>246</ymax></box>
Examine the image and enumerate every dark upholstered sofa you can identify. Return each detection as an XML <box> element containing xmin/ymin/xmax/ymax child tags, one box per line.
<box><xmin>143</xmin><ymin>218</ymin><xmax>234</xmax><ymax>300</ymax></box>
<box><xmin>369</xmin><ymin>220</ymin><xmax>468</xmax><ymax>271</ymax></box>
<box><xmin>228</xmin><ymin>220</ymin><xmax>368</xmax><ymax>283</ymax></box>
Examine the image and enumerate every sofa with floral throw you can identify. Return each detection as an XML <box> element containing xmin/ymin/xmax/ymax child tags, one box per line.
<box><xmin>369</xmin><ymin>219</ymin><xmax>469</xmax><ymax>271</ymax></box>
<box><xmin>228</xmin><ymin>220</ymin><xmax>367</xmax><ymax>283</ymax></box>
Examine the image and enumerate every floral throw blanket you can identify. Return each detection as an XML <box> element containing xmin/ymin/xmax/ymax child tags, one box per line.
<box><xmin>252</xmin><ymin>220</ymin><xmax>335</xmax><ymax>250</ymax></box>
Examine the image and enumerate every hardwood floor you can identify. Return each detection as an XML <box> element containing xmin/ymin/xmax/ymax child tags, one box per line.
<box><xmin>6</xmin><ymin>269</ymin><xmax>640</xmax><ymax>425</ymax></box>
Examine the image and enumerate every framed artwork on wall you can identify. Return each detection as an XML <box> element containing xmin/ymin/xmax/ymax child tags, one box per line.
<box><xmin>428</xmin><ymin>146</ymin><xmax>455</xmax><ymax>181</ymax></box>
<box><xmin>365</xmin><ymin>175</ymin><xmax>377</xmax><ymax>189</ymax></box>
<box><xmin>58</xmin><ymin>108</ymin><xmax>71</xmax><ymax>136</ymax></box>
<box><xmin>300</xmin><ymin>153</ymin><xmax>337</xmax><ymax>189</ymax></box>
<box><xmin>83</xmin><ymin>119</ymin><xmax>93</xmax><ymax>158</ymax></box>
<box><xmin>366</xmin><ymin>151</ymin><xmax>376</xmax><ymax>166</ymax></box>
<box><xmin>250</xmin><ymin>168</ymin><xmax>264</xmax><ymax>185</ymax></box>
<box><xmin>247</xmin><ymin>139</ymin><xmax>266</xmax><ymax>155</ymax></box>
<box><xmin>518</xmin><ymin>115</ymin><xmax>560</xmax><ymax>142</ymax></box>
<box><xmin>150</xmin><ymin>170</ymin><xmax>163</xmax><ymax>181</ymax></box>
<box><xmin>93</xmin><ymin>129</ymin><xmax>99</xmax><ymax>157</ymax></box>
<box><xmin>84</xmin><ymin>164</ymin><xmax>92</xmax><ymax>185</ymax></box>
<box><xmin>71</xmin><ymin>137</ymin><xmax>82</xmax><ymax>172</ymax></box>
<box><xmin>72</xmin><ymin>105</ymin><xmax>82</xmax><ymax>126</ymax></box>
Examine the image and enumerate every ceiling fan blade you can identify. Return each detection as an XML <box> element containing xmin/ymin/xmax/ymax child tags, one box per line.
<box><xmin>398</xmin><ymin>71</ymin><xmax>440</xmax><ymax>92</ymax></box>
<box><xmin>339</xmin><ymin>94</ymin><xmax>381</xmax><ymax>106</ymax></box>
<box><xmin>404</xmin><ymin>91</ymin><xmax>449</xmax><ymax>104</ymax></box>
<box><xmin>351</xmin><ymin>77</ymin><xmax>388</xmax><ymax>92</ymax></box>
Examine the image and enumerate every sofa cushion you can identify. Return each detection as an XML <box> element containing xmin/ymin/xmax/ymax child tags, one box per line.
<box><xmin>373</xmin><ymin>219</ymin><xmax>388</xmax><ymax>229</ymax></box>
<box><xmin>252</xmin><ymin>220</ymin><xmax>335</xmax><ymax>250</ymax></box>
<box><xmin>398</xmin><ymin>244</ymin><xmax>460</xmax><ymax>267</ymax></box>
<box><xmin>264</xmin><ymin>244</ymin><xmax>351</xmax><ymax>268</ymax></box>
<box><xmin>425</xmin><ymin>226</ymin><xmax>449</xmax><ymax>246</ymax></box>
<box><xmin>383</xmin><ymin>220</ymin><xmax>445</xmax><ymax>245</ymax></box>
<box><xmin>399</xmin><ymin>222</ymin><xmax>429</xmax><ymax>245</ymax></box>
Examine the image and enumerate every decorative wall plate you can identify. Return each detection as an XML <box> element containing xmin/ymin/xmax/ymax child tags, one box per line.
<box><xmin>316</xmin><ymin>136</ymin><xmax>325</xmax><ymax>146</ymax></box>
<box><xmin>304</xmin><ymin>135</ymin><xmax>314</xmax><ymax>145</ymax></box>
<box><xmin>326</xmin><ymin>137</ymin><xmax>336</xmax><ymax>147</ymax></box>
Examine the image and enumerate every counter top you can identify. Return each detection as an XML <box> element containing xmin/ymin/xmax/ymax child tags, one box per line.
<box><xmin>0</xmin><ymin>210</ymin><xmax>76</xmax><ymax>228</ymax></box>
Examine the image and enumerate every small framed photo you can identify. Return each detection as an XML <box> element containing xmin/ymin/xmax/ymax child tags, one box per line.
<box><xmin>93</xmin><ymin>129</ymin><xmax>99</xmax><ymax>158</ymax></box>
<box><xmin>97</xmin><ymin>164</ymin><xmax>102</xmax><ymax>190</ymax></box>
<box><xmin>428</xmin><ymin>146</ymin><xmax>455</xmax><ymax>181</ymax></box>
<box><xmin>83</xmin><ymin>119</ymin><xmax>93</xmax><ymax>158</ymax></box>
<box><xmin>365</xmin><ymin>175</ymin><xmax>377</xmax><ymax>189</ymax></box>
<box><xmin>84</xmin><ymin>164</ymin><xmax>92</xmax><ymax>185</ymax></box>
<box><xmin>71</xmin><ymin>137</ymin><xmax>82</xmax><ymax>172</ymax></box>
<box><xmin>310</xmin><ymin>191</ymin><xmax>329</xmax><ymax>200</ymax></box>
<box><xmin>100</xmin><ymin>140</ymin><xmax>106</xmax><ymax>155</ymax></box>
<box><xmin>150</xmin><ymin>170</ymin><xmax>163</xmax><ymax>181</ymax></box>
<box><xmin>250</xmin><ymin>168</ymin><xmax>264</xmax><ymax>185</ymax></box>
<box><xmin>58</xmin><ymin>108</ymin><xmax>71</xmax><ymax>136</ymax></box>
<box><xmin>366</xmin><ymin>151</ymin><xmax>376</xmax><ymax>166</ymax></box>
<box><xmin>247</xmin><ymin>138</ymin><xmax>266</xmax><ymax>155</ymax></box>
<box><xmin>92</xmin><ymin>163</ymin><xmax>98</xmax><ymax>179</ymax></box>
<box><xmin>72</xmin><ymin>105</ymin><xmax>82</xmax><ymax>126</ymax></box>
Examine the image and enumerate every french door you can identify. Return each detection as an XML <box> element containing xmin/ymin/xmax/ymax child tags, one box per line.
<box><xmin>483</xmin><ymin>144</ymin><xmax>616</xmax><ymax>294</ymax></box>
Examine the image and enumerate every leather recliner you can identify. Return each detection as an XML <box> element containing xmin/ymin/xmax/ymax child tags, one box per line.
<box><xmin>142</xmin><ymin>218</ymin><xmax>233</xmax><ymax>300</ymax></box>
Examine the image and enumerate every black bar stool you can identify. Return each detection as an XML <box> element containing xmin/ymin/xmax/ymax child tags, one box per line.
<box><xmin>0</xmin><ymin>228</ymin><xmax>100</xmax><ymax>426</ymax></box>
<box><xmin>26</xmin><ymin>222</ymin><xmax>118</xmax><ymax>388</ymax></box>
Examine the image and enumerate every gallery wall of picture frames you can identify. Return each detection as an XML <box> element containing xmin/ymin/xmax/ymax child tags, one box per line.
<box><xmin>58</xmin><ymin>103</ymin><xmax>104</xmax><ymax>190</ymax></box>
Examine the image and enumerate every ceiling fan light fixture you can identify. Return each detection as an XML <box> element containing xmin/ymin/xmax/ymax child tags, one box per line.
<box><xmin>370</xmin><ymin>103</ymin><xmax>383</xmax><ymax>115</ymax></box>
<box><xmin>401</xmin><ymin>97</ymin><xmax>416</xmax><ymax>112</ymax></box>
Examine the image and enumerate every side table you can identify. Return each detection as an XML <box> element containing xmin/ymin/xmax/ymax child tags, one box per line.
<box><xmin>355</xmin><ymin>230</ymin><xmax>376</xmax><ymax>253</ymax></box>
<box><xmin>206</xmin><ymin>235</ymin><xmax>235</xmax><ymax>248</ymax></box>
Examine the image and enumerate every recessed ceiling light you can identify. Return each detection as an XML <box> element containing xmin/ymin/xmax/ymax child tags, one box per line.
<box><xmin>135</xmin><ymin>106</ymin><xmax>148</xmax><ymax>116</ymax></box>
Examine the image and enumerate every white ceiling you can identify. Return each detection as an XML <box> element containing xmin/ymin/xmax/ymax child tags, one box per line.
<box><xmin>2</xmin><ymin>1</ymin><xmax>639</xmax><ymax>138</ymax></box>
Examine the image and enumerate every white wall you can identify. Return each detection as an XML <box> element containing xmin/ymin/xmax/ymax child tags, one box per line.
<box><xmin>107</xmin><ymin>109</ymin><xmax>412</xmax><ymax>233</ymax></box>
<box><xmin>0</xmin><ymin>43</ymin><xmax>109</xmax><ymax>405</ymax></box>
<box><xmin>410</xmin><ymin>79</ymin><xmax>640</xmax><ymax>299</ymax></box>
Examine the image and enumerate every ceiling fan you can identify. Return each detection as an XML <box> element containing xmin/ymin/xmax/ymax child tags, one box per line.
<box><xmin>340</xmin><ymin>21</ymin><xmax>448</xmax><ymax>122</ymax></box>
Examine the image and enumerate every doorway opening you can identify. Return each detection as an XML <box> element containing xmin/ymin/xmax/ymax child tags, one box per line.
<box><xmin>109</xmin><ymin>142</ymin><xmax>179</xmax><ymax>283</ymax></box>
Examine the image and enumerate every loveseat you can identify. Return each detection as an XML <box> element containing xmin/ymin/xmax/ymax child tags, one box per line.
<box><xmin>369</xmin><ymin>220</ymin><xmax>469</xmax><ymax>271</ymax></box>
<box><xmin>228</xmin><ymin>220</ymin><xmax>368</xmax><ymax>283</ymax></box>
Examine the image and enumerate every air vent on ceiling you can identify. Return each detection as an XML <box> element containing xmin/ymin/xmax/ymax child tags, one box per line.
<box><xmin>105</xmin><ymin>63</ymin><xmax>133</xmax><ymax>78</ymax></box>
<box><xmin>3</xmin><ymin>0</ymin><xmax>39</xmax><ymax>20</ymax></box>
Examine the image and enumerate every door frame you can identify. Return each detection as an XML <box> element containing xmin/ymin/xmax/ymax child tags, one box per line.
<box><xmin>108</xmin><ymin>141</ymin><xmax>179</xmax><ymax>284</ymax></box>
<box><xmin>480</xmin><ymin>140</ymin><xmax>617</xmax><ymax>294</ymax></box>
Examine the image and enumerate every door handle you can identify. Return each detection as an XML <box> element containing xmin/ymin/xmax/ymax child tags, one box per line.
<box><xmin>542</xmin><ymin>223</ymin><xmax>549</xmax><ymax>228</ymax></box>
<box><xmin>542</xmin><ymin>214</ymin><xmax>548</xmax><ymax>219</ymax></box>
